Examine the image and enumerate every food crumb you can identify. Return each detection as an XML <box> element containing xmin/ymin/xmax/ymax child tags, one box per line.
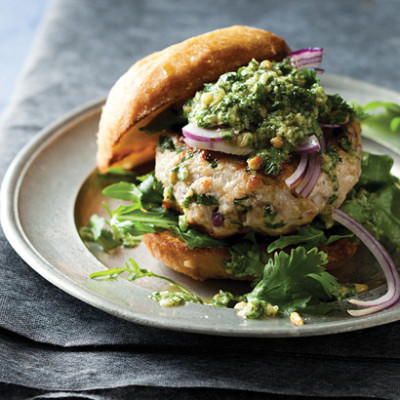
<box><xmin>290</xmin><ymin>312</ymin><xmax>304</xmax><ymax>326</ymax></box>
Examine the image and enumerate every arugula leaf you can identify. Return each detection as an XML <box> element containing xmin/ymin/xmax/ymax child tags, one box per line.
<box><xmin>267</xmin><ymin>225</ymin><xmax>353</xmax><ymax>253</ymax></box>
<box><xmin>79</xmin><ymin>215</ymin><xmax>121</xmax><ymax>252</ymax></box>
<box><xmin>359</xmin><ymin>101</ymin><xmax>400</xmax><ymax>143</ymax></box>
<box><xmin>363</xmin><ymin>101</ymin><xmax>400</xmax><ymax>114</ymax></box>
<box><xmin>175</xmin><ymin>227</ymin><xmax>225</xmax><ymax>250</ymax></box>
<box><xmin>247</xmin><ymin>248</ymin><xmax>340</xmax><ymax>314</ymax></box>
<box><xmin>138</xmin><ymin>174</ymin><xmax>164</xmax><ymax>210</ymax></box>
<box><xmin>139</xmin><ymin>106</ymin><xmax>186</xmax><ymax>134</ymax></box>
<box><xmin>100</xmin><ymin>177</ymin><xmax>224</xmax><ymax>249</ymax></box>
<box><xmin>102</xmin><ymin>182</ymin><xmax>143</xmax><ymax>204</ymax></box>
<box><xmin>267</xmin><ymin>226</ymin><xmax>325</xmax><ymax>253</ymax></box>
<box><xmin>90</xmin><ymin>258</ymin><xmax>203</xmax><ymax>304</ymax></box>
<box><xmin>102</xmin><ymin>174</ymin><xmax>164</xmax><ymax>211</ymax></box>
<box><xmin>110</xmin><ymin>208</ymin><xmax>178</xmax><ymax>236</ymax></box>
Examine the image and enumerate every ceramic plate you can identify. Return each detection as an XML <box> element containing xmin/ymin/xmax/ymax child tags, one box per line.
<box><xmin>2</xmin><ymin>75</ymin><xmax>400</xmax><ymax>337</ymax></box>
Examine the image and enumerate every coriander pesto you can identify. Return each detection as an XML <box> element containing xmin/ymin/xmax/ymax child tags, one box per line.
<box><xmin>183</xmin><ymin>59</ymin><xmax>353</xmax><ymax>152</ymax></box>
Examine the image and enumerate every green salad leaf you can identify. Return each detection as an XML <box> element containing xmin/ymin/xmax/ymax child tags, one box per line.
<box><xmin>81</xmin><ymin>172</ymin><xmax>225</xmax><ymax>251</ymax></box>
<box><xmin>340</xmin><ymin>152</ymin><xmax>400</xmax><ymax>251</ymax></box>
<box><xmin>80</xmin><ymin>214</ymin><xmax>122</xmax><ymax>252</ymax></box>
<box><xmin>267</xmin><ymin>225</ymin><xmax>353</xmax><ymax>253</ymax></box>
<box><xmin>246</xmin><ymin>247</ymin><xmax>340</xmax><ymax>314</ymax></box>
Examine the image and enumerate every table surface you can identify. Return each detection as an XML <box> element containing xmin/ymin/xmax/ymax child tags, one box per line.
<box><xmin>0</xmin><ymin>0</ymin><xmax>49</xmax><ymax>121</ymax></box>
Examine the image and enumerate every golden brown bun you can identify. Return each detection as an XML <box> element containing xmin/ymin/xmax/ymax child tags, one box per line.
<box><xmin>142</xmin><ymin>232</ymin><xmax>358</xmax><ymax>281</ymax></box>
<box><xmin>97</xmin><ymin>26</ymin><xmax>291</xmax><ymax>173</ymax></box>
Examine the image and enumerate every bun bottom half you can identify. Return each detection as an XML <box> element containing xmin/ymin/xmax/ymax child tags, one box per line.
<box><xmin>142</xmin><ymin>231</ymin><xmax>358</xmax><ymax>281</ymax></box>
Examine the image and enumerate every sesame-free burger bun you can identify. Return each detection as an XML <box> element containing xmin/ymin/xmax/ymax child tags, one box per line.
<box><xmin>142</xmin><ymin>232</ymin><xmax>358</xmax><ymax>281</ymax></box>
<box><xmin>96</xmin><ymin>26</ymin><xmax>291</xmax><ymax>173</ymax></box>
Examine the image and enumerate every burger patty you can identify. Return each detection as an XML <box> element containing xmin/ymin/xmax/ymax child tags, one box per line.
<box><xmin>155</xmin><ymin>122</ymin><xmax>362</xmax><ymax>238</ymax></box>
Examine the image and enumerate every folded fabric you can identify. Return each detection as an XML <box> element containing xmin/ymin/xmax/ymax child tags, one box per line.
<box><xmin>1</xmin><ymin>0</ymin><xmax>400</xmax><ymax>399</ymax></box>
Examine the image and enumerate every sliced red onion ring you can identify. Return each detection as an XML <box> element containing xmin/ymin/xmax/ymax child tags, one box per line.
<box><xmin>183</xmin><ymin>137</ymin><xmax>254</xmax><ymax>156</ymax></box>
<box><xmin>285</xmin><ymin>154</ymin><xmax>308</xmax><ymax>188</ymax></box>
<box><xmin>288</xmin><ymin>48</ymin><xmax>324</xmax><ymax>70</ymax></box>
<box><xmin>293</xmin><ymin>135</ymin><xmax>321</xmax><ymax>154</ymax></box>
<box><xmin>295</xmin><ymin>153</ymin><xmax>321</xmax><ymax>198</ymax></box>
<box><xmin>182</xmin><ymin>124</ymin><xmax>254</xmax><ymax>155</ymax></box>
<box><xmin>312</xmin><ymin>67</ymin><xmax>325</xmax><ymax>74</ymax></box>
<box><xmin>182</xmin><ymin>123</ymin><xmax>224</xmax><ymax>143</ymax></box>
<box><xmin>332</xmin><ymin>208</ymin><xmax>400</xmax><ymax>316</ymax></box>
<box><xmin>319</xmin><ymin>122</ymin><xmax>348</xmax><ymax>128</ymax></box>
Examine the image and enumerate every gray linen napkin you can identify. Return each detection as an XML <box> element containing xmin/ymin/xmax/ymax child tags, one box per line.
<box><xmin>1</xmin><ymin>0</ymin><xmax>400</xmax><ymax>399</ymax></box>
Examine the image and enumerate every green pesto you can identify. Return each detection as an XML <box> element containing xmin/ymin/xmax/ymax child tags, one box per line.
<box><xmin>150</xmin><ymin>290</ymin><xmax>202</xmax><ymax>307</ymax></box>
<box><xmin>322</xmin><ymin>145</ymin><xmax>343</xmax><ymax>183</ymax></box>
<box><xmin>252</xmin><ymin>146</ymin><xmax>291</xmax><ymax>176</ymax></box>
<box><xmin>183</xmin><ymin>59</ymin><xmax>353</xmax><ymax>151</ymax></box>
<box><xmin>208</xmin><ymin>290</ymin><xmax>243</xmax><ymax>308</ymax></box>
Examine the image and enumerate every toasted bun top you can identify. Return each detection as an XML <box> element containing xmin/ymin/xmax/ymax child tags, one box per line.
<box><xmin>96</xmin><ymin>25</ymin><xmax>291</xmax><ymax>172</ymax></box>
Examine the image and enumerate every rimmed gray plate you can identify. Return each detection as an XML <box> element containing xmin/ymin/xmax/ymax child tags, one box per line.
<box><xmin>2</xmin><ymin>75</ymin><xmax>400</xmax><ymax>337</ymax></box>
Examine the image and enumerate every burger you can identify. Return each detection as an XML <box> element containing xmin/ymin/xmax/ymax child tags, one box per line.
<box><xmin>93</xmin><ymin>26</ymin><xmax>400</xmax><ymax>317</ymax></box>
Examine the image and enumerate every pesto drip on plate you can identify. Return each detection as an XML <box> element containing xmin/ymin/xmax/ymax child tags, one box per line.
<box><xmin>183</xmin><ymin>58</ymin><xmax>354</xmax><ymax>151</ymax></box>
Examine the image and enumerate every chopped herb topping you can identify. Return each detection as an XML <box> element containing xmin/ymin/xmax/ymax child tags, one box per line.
<box><xmin>158</xmin><ymin>135</ymin><xmax>176</xmax><ymax>153</ymax></box>
<box><xmin>234</xmin><ymin>197</ymin><xmax>252</xmax><ymax>211</ymax></box>
<box><xmin>327</xmin><ymin>194</ymin><xmax>339</xmax><ymax>205</ymax></box>
<box><xmin>196</xmin><ymin>194</ymin><xmax>219</xmax><ymax>206</ymax></box>
<box><xmin>205</xmin><ymin>153</ymin><xmax>218</xmax><ymax>169</ymax></box>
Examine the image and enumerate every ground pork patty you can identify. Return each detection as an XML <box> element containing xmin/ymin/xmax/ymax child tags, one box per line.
<box><xmin>155</xmin><ymin>122</ymin><xmax>362</xmax><ymax>238</ymax></box>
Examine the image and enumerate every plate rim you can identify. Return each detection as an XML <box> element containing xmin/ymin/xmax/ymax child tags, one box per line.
<box><xmin>2</xmin><ymin>76</ymin><xmax>400</xmax><ymax>338</ymax></box>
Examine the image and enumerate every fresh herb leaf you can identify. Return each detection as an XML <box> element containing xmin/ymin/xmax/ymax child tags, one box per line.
<box><xmin>357</xmin><ymin>152</ymin><xmax>395</xmax><ymax>189</ymax></box>
<box><xmin>327</xmin><ymin>194</ymin><xmax>338</xmax><ymax>205</ymax></box>
<box><xmin>102</xmin><ymin>182</ymin><xmax>142</xmax><ymax>204</ymax></box>
<box><xmin>224</xmin><ymin>239</ymin><xmax>267</xmax><ymax>279</ymax></box>
<box><xmin>80</xmin><ymin>215</ymin><xmax>122</xmax><ymax>252</ymax></box>
<box><xmin>158</xmin><ymin>135</ymin><xmax>176</xmax><ymax>153</ymax></box>
<box><xmin>267</xmin><ymin>226</ymin><xmax>325</xmax><ymax>253</ymax></box>
<box><xmin>267</xmin><ymin>225</ymin><xmax>354</xmax><ymax>253</ymax></box>
<box><xmin>196</xmin><ymin>194</ymin><xmax>219</xmax><ymax>206</ymax></box>
<box><xmin>138</xmin><ymin>174</ymin><xmax>164</xmax><ymax>210</ymax></box>
<box><xmin>253</xmin><ymin>147</ymin><xmax>286</xmax><ymax>176</ymax></box>
<box><xmin>363</xmin><ymin>101</ymin><xmax>400</xmax><ymax>114</ymax></box>
<box><xmin>234</xmin><ymin>197</ymin><xmax>252</xmax><ymax>211</ymax></box>
<box><xmin>341</xmin><ymin>185</ymin><xmax>400</xmax><ymax>251</ymax></box>
<box><xmin>140</xmin><ymin>106</ymin><xmax>186</xmax><ymax>134</ymax></box>
<box><xmin>175</xmin><ymin>227</ymin><xmax>225</xmax><ymax>250</ymax></box>
<box><xmin>205</xmin><ymin>153</ymin><xmax>218</xmax><ymax>169</ymax></box>
<box><xmin>247</xmin><ymin>247</ymin><xmax>340</xmax><ymax>314</ymax></box>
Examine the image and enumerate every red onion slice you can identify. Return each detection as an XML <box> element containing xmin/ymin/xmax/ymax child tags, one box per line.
<box><xmin>332</xmin><ymin>208</ymin><xmax>400</xmax><ymax>316</ymax></box>
<box><xmin>182</xmin><ymin>123</ymin><xmax>224</xmax><ymax>143</ymax></box>
<box><xmin>288</xmin><ymin>48</ymin><xmax>324</xmax><ymax>70</ymax></box>
<box><xmin>295</xmin><ymin>153</ymin><xmax>321</xmax><ymax>198</ymax></box>
<box><xmin>285</xmin><ymin>154</ymin><xmax>308</xmax><ymax>188</ymax></box>
<box><xmin>183</xmin><ymin>137</ymin><xmax>254</xmax><ymax>156</ymax></box>
<box><xmin>182</xmin><ymin>124</ymin><xmax>254</xmax><ymax>155</ymax></box>
<box><xmin>293</xmin><ymin>135</ymin><xmax>321</xmax><ymax>154</ymax></box>
<box><xmin>319</xmin><ymin>122</ymin><xmax>350</xmax><ymax>128</ymax></box>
